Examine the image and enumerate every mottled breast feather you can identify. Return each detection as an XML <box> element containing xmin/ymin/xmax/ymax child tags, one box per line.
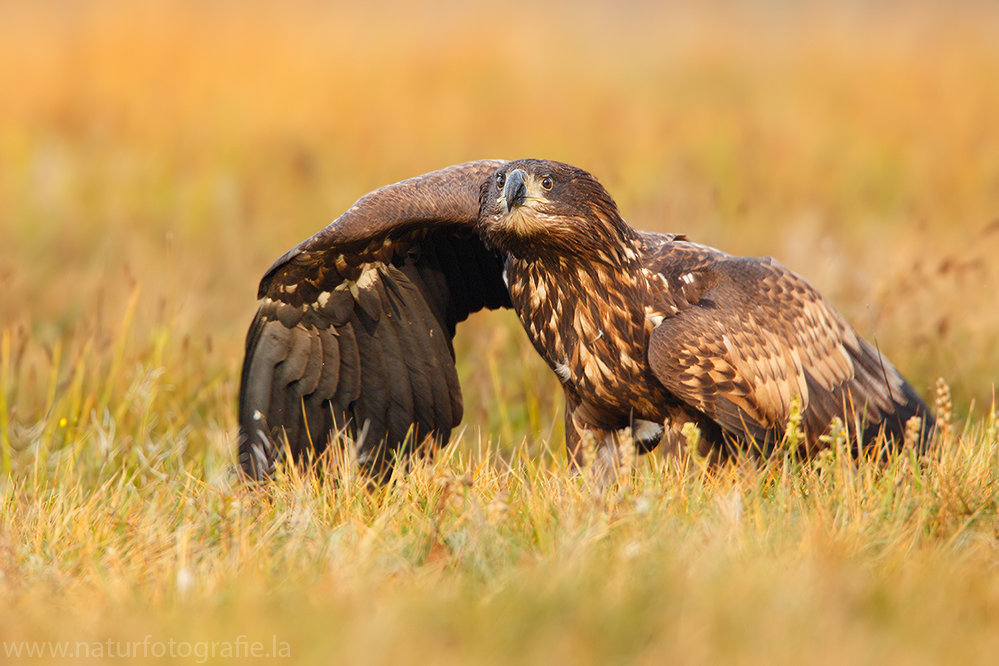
<box><xmin>239</xmin><ymin>160</ymin><xmax>511</xmax><ymax>480</ymax></box>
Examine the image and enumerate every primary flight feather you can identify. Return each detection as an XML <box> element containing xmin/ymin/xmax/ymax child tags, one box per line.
<box><xmin>238</xmin><ymin>158</ymin><xmax>933</xmax><ymax>480</ymax></box>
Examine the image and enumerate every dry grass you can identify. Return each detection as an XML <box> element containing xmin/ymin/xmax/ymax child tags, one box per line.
<box><xmin>2</xmin><ymin>418</ymin><xmax>999</xmax><ymax>664</ymax></box>
<box><xmin>2</xmin><ymin>1</ymin><xmax>999</xmax><ymax>663</ymax></box>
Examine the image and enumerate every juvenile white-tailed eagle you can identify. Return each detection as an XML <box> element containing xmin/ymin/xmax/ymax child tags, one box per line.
<box><xmin>238</xmin><ymin>159</ymin><xmax>933</xmax><ymax>480</ymax></box>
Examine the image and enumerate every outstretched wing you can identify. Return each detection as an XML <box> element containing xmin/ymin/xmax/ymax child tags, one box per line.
<box><xmin>239</xmin><ymin>160</ymin><xmax>511</xmax><ymax>479</ymax></box>
<box><xmin>646</xmin><ymin>241</ymin><xmax>932</xmax><ymax>452</ymax></box>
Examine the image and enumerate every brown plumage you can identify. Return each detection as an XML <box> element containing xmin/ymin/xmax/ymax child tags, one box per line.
<box><xmin>238</xmin><ymin>158</ymin><xmax>933</xmax><ymax>481</ymax></box>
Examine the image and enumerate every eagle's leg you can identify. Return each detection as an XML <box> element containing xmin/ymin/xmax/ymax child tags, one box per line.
<box><xmin>591</xmin><ymin>429</ymin><xmax>625</xmax><ymax>491</ymax></box>
<box><xmin>563</xmin><ymin>389</ymin><xmax>586</xmax><ymax>472</ymax></box>
<box><xmin>564</xmin><ymin>422</ymin><xmax>587</xmax><ymax>473</ymax></box>
<box><xmin>564</xmin><ymin>403</ymin><xmax>619</xmax><ymax>487</ymax></box>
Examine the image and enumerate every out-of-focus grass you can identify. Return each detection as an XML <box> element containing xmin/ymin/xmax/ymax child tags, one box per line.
<box><xmin>1</xmin><ymin>1</ymin><xmax>999</xmax><ymax>663</ymax></box>
<box><xmin>2</xmin><ymin>0</ymin><xmax>998</xmax><ymax>425</ymax></box>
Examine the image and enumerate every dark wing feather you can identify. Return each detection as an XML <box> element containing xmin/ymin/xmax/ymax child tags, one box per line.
<box><xmin>238</xmin><ymin>160</ymin><xmax>511</xmax><ymax>480</ymax></box>
<box><xmin>646</xmin><ymin>240</ymin><xmax>933</xmax><ymax>452</ymax></box>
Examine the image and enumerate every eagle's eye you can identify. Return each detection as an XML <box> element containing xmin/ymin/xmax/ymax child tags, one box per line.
<box><xmin>541</xmin><ymin>175</ymin><xmax>553</xmax><ymax>190</ymax></box>
<box><xmin>496</xmin><ymin>172</ymin><xmax>506</xmax><ymax>190</ymax></box>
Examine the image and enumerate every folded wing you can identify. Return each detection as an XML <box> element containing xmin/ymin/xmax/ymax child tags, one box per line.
<box><xmin>646</xmin><ymin>243</ymin><xmax>933</xmax><ymax>452</ymax></box>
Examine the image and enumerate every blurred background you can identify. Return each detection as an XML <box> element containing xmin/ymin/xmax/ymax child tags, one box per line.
<box><xmin>2</xmin><ymin>0</ymin><xmax>997</xmax><ymax>462</ymax></box>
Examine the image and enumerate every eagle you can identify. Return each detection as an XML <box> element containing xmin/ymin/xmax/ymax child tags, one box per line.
<box><xmin>238</xmin><ymin>158</ymin><xmax>933</xmax><ymax>481</ymax></box>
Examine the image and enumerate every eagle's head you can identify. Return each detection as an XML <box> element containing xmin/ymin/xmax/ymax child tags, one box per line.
<box><xmin>477</xmin><ymin>159</ymin><xmax>636</xmax><ymax>259</ymax></box>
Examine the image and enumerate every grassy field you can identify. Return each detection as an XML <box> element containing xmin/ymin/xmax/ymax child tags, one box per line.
<box><xmin>2</xmin><ymin>1</ymin><xmax>999</xmax><ymax>663</ymax></box>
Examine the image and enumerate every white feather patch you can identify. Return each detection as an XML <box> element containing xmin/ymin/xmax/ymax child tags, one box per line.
<box><xmin>632</xmin><ymin>419</ymin><xmax>664</xmax><ymax>442</ymax></box>
<box><xmin>554</xmin><ymin>359</ymin><xmax>572</xmax><ymax>383</ymax></box>
<box><xmin>356</xmin><ymin>266</ymin><xmax>379</xmax><ymax>290</ymax></box>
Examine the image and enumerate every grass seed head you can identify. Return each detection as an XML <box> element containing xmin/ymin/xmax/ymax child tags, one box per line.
<box><xmin>681</xmin><ymin>421</ymin><xmax>702</xmax><ymax>456</ymax></box>
<box><xmin>904</xmin><ymin>415</ymin><xmax>924</xmax><ymax>450</ymax></box>
<box><xmin>935</xmin><ymin>377</ymin><xmax>953</xmax><ymax>443</ymax></box>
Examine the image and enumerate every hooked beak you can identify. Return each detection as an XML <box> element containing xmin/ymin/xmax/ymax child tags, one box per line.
<box><xmin>503</xmin><ymin>168</ymin><xmax>528</xmax><ymax>212</ymax></box>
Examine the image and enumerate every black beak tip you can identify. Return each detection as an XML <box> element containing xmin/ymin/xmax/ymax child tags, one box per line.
<box><xmin>504</xmin><ymin>168</ymin><xmax>528</xmax><ymax>212</ymax></box>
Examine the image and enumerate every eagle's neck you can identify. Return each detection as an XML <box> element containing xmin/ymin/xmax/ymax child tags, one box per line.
<box><xmin>484</xmin><ymin>197</ymin><xmax>641</xmax><ymax>265</ymax></box>
<box><xmin>504</xmin><ymin>232</ymin><xmax>659</xmax><ymax>419</ymax></box>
